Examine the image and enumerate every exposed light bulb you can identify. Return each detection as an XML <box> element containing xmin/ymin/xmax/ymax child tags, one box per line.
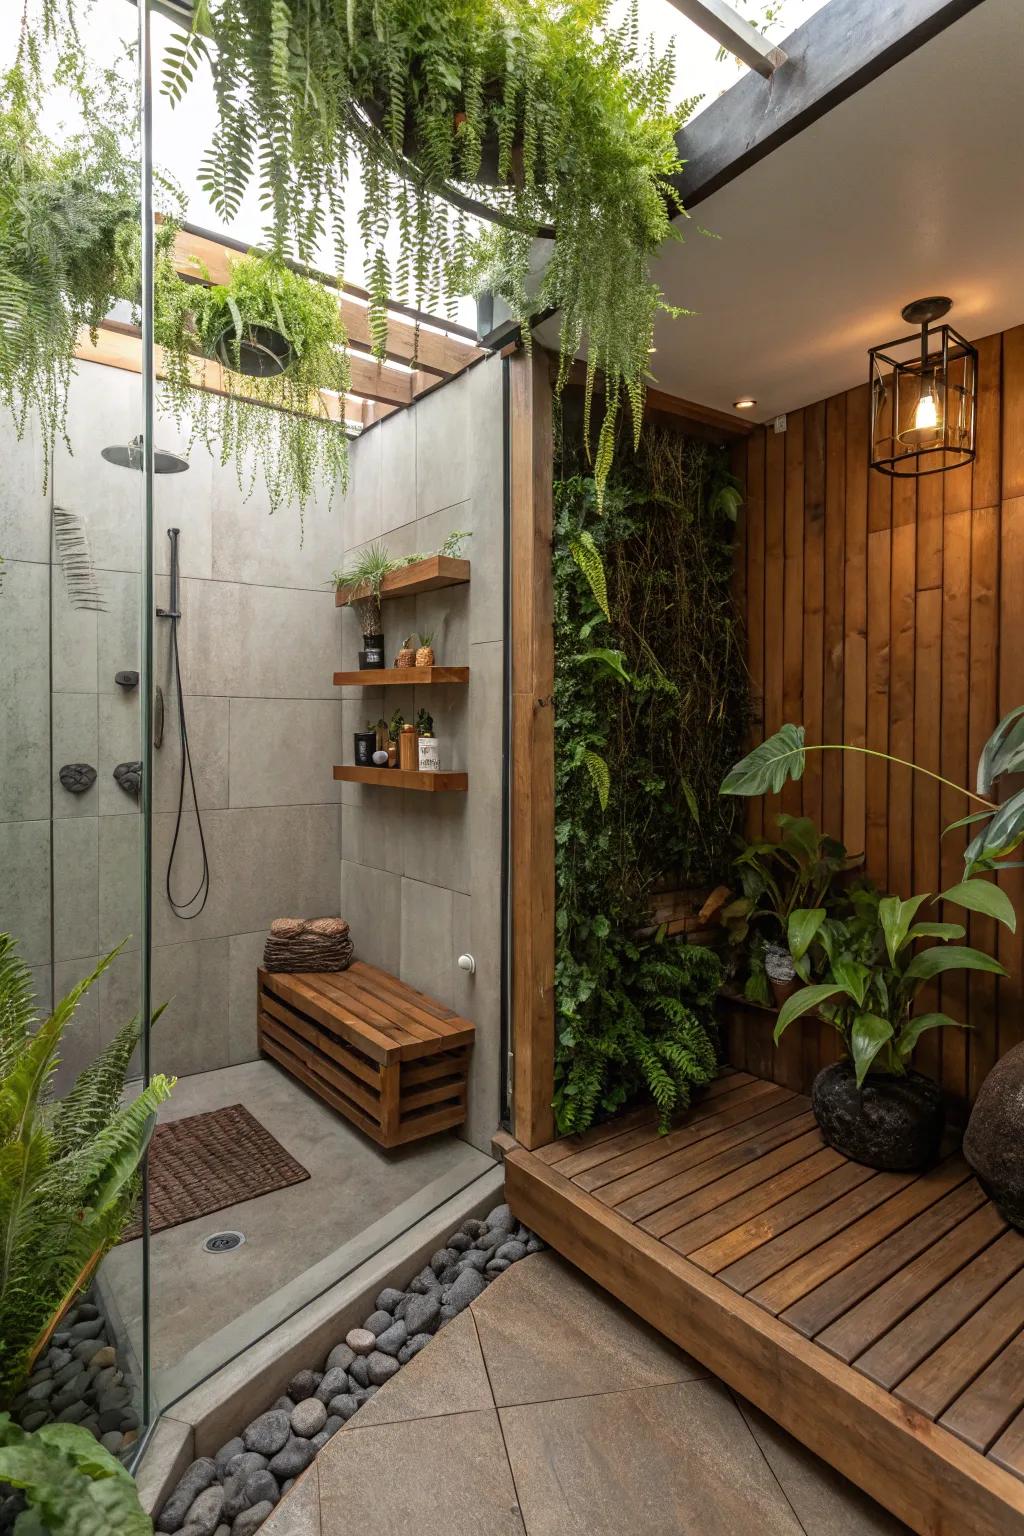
<box><xmin>914</xmin><ymin>389</ymin><xmax>939</xmax><ymax>432</ymax></box>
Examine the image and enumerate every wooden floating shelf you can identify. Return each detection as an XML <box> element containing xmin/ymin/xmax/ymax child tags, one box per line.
<box><xmin>334</xmin><ymin>766</ymin><xmax>468</xmax><ymax>792</ymax></box>
<box><xmin>335</xmin><ymin>555</ymin><xmax>471</xmax><ymax>606</ymax></box>
<box><xmin>333</xmin><ymin>666</ymin><xmax>470</xmax><ymax>687</ymax></box>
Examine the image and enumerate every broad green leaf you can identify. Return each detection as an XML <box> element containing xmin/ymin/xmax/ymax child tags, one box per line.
<box><xmin>878</xmin><ymin>893</ymin><xmax>929</xmax><ymax>966</ymax></box>
<box><xmin>907</xmin><ymin>922</ymin><xmax>965</xmax><ymax>943</ymax></box>
<box><xmin>897</xmin><ymin>1012</ymin><xmax>969</xmax><ymax>1060</ymax></box>
<box><xmin>776</xmin><ymin>814</ymin><xmax>820</xmax><ymax>861</ymax></box>
<box><xmin>850</xmin><ymin>1013</ymin><xmax>894</xmax><ymax>1087</ymax></box>
<box><xmin>942</xmin><ymin>809</ymin><xmax>991</xmax><ymax>836</ymax></box>
<box><xmin>788</xmin><ymin>908</ymin><xmax>826</xmax><ymax>964</ymax></box>
<box><xmin>939</xmin><ymin>878</ymin><xmax>1017</xmax><ymax>933</ymax></box>
<box><xmin>832</xmin><ymin>958</ymin><xmax>870</xmax><ymax>1007</ymax></box>
<box><xmin>977</xmin><ymin>704</ymin><xmax>1024</xmax><ymax>795</ymax></box>
<box><xmin>903</xmin><ymin>945</ymin><xmax>1007</xmax><ymax>983</ymax></box>
<box><xmin>964</xmin><ymin>788</ymin><xmax>1024</xmax><ymax>873</ymax></box>
<box><xmin>576</xmin><ymin>648</ymin><xmax>632</xmax><ymax>685</ymax></box>
<box><xmin>680</xmin><ymin>777</ymin><xmax>699</xmax><ymax>825</ymax></box>
<box><xmin>774</xmin><ymin>983</ymin><xmax>844</xmax><ymax>1043</ymax></box>
<box><xmin>721</xmin><ymin>724</ymin><xmax>806</xmax><ymax>797</ymax></box>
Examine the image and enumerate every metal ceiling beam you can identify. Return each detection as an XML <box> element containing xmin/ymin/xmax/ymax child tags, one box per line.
<box><xmin>665</xmin><ymin>0</ymin><xmax>786</xmax><ymax>78</ymax></box>
<box><xmin>672</xmin><ymin>0</ymin><xmax>989</xmax><ymax>210</ymax></box>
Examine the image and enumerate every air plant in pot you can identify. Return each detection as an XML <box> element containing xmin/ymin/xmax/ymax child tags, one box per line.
<box><xmin>721</xmin><ymin>815</ymin><xmax>858</xmax><ymax>1007</ymax></box>
<box><xmin>332</xmin><ymin>541</ymin><xmax>399</xmax><ymax>668</ymax></box>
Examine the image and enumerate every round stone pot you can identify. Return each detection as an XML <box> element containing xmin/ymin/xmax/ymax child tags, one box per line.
<box><xmin>811</xmin><ymin>1061</ymin><xmax>945</xmax><ymax>1172</ymax></box>
<box><xmin>964</xmin><ymin>1043</ymin><xmax>1024</xmax><ymax>1229</ymax></box>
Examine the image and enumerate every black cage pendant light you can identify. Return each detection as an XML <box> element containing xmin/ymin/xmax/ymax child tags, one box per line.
<box><xmin>869</xmin><ymin>297</ymin><xmax>977</xmax><ymax>477</ymax></box>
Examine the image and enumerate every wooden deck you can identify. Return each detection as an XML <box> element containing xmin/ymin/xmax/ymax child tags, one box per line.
<box><xmin>503</xmin><ymin>1070</ymin><xmax>1024</xmax><ymax>1536</ymax></box>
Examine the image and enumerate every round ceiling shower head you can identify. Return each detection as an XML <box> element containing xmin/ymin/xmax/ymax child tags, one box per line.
<box><xmin>101</xmin><ymin>435</ymin><xmax>190</xmax><ymax>474</ymax></box>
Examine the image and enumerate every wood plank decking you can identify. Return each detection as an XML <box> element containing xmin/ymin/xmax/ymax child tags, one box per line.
<box><xmin>503</xmin><ymin>1070</ymin><xmax>1024</xmax><ymax>1536</ymax></box>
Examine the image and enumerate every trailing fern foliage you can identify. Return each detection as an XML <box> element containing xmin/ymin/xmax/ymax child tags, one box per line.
<box><xmin>553</xmin><ymin>425</ymin><xmax>747</xmax><ymax>1133</ymax></box>
<box><xmin>148</xmin><ymin>0</ymin><xmax>691</xmax><ymax>506</ymax></box>
<box><xmin>0</xmin><ymin>937</ymin><xmax>173</xmax><ymax>1403</ymax></box>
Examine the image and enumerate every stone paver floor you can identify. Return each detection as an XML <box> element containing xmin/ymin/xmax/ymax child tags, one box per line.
<box><xmin>261</xmin><ymin>1250</ymin><xmax>911</xmax><ymax>1536</ymax></box>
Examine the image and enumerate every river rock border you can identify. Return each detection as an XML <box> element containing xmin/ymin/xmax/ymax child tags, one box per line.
<box><xmin>157</xmin><ymin>1203</ymin><xmax>543</xmax><ymax>1536</ymax></box>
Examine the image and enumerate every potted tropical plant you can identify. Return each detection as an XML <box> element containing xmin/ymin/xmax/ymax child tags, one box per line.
<box><xmin>721</xmin><ymin>719</ymin><xmax>1021</xmax><ymax>1170</ymax></box>
<box><xmin>721</xmin><ymin>814</ymin><xmax>859</xmax><ymax>1006</ymax></box>
<box><xmin>771</xmin><ymin>887</ymin><xmax>1009</xmax><ymax>1169</ymax></box>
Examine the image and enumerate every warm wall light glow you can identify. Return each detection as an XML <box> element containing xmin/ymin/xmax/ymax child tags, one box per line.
<box><xmin>733</xmin><ymin>396</ymin><xmax>756</xmax><ymax>409</ymax></box>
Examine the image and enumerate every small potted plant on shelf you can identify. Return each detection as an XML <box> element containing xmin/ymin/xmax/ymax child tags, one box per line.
<box><xmin>416</xmin><ymin>708</ymin><xmax>440</xmax><ymax>771</ymax></box>
<box><xmin>415</xmin><ymin>631</ymin><xmax>436</xmax><ymax>668</ymax></box>
<box><xmin>721</xmin><ymin>814</ymin><xmax>858</xmax><ymax>1007</ymax></box>
<box><xmin>332</xmin><ymin>542</ymin><xmax>398</xmax><ymax>669</ymax></box>
<box><xmin>387</xmin><ymin>710</ymin><xmax>405</xmax><ymax>768</ymax></box>
<box><xmin>395</xmin><ymin>635</ymin><xmax>417</xmax><ymax>669</ymax></box>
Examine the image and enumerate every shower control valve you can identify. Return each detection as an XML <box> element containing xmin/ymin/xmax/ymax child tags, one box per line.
<box><xmin>457</xmin><ymin>954</ymin><xmax>476</xmax><ymax>975</ymax></box>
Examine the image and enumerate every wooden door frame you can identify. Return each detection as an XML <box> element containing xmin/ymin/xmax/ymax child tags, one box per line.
<box><xmin>508</xmin><ymin>346</ymin><xmax>557</xmax><ymax>1149</ymax></box>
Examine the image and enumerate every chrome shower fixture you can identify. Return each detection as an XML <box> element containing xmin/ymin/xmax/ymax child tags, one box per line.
<box><xmin>101</xmin><ymin>434</ymin><xmax>190</xmax><ymax>474</ymax></box>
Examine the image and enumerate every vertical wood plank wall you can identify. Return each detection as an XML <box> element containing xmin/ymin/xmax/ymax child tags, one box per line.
<box><xmin>731</xmin><ymin>323</ymin><xmax>1024</xmax><ymax>1116</ymax></box>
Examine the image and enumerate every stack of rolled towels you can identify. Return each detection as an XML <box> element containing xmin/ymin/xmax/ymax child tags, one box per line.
<box><xmin>262</xmin><ymin>916</ymin><xmax>354</xmax><ymax>973</ymax></box>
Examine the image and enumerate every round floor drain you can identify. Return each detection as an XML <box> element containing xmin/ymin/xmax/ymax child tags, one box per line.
<box><xmin>202</xmin><ymin>1231</ymin><xmax>245</xmax><ymax>1254</ymax></box>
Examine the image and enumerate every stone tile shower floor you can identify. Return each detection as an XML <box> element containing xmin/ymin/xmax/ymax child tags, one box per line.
<box><xmin>102</xmin><ymin>1060</ymin><xmax>491</xmax><ymax>1395</ymax></box>
<box><xmin>262</xmin><ymin>1250</ymin><xmax>912</xmax><ymax>1536</ymax></box>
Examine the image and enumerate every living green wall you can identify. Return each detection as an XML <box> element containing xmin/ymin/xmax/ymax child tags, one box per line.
<box><xmin>552</xmin><ymin>421</ymin><xmax>748</xmax><ymax>1134</ymax></box>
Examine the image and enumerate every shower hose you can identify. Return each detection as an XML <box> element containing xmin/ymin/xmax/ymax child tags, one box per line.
<box><xmin>165</xmin><ymin>609</ymin><xmax>211</xmax><ymax>918</ymax></box>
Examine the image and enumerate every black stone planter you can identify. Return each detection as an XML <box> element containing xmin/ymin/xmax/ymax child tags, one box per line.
<box><xmin>358</xmin><ymin>633</ymin><xmax>385</xmax><ymax>670</ymax></box>
<box><xmin>812</xmin><ymin>1061</ymin><xmax>945</xmax><ymax>1171</ymax></box>
<box><xmin>964</xmin><ymin>1042</ymin><xmax>1024</xmax><ymax>1229</ymax></box>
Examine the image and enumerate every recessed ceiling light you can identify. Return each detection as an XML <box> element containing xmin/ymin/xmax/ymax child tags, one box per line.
<box><xmin>733</xmin><ymin>396</ymin><xmax>757</xmax><ymax>410</ymax></box>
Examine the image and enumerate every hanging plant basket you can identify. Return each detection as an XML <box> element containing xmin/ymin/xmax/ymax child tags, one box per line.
<box><xmin>212</xmin><ymin>322</ymin><xmax>293</xmax><ymax>379</ymax></box>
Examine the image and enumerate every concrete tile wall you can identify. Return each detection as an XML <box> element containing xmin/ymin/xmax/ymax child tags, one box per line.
<box><xmin>337</xmin><ymin>355</ymin><xmax>506</xmax><ymax>1152</ymax></box>
<box><xmin>1</xmin><ymin>359</ymin><xmax>346</xmax><ymax>1086</ymax></box>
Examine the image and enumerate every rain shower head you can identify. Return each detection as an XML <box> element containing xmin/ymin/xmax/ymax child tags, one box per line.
<box><xmin>101</xmin><ymin>435</ymin><xmax>190</xmax><ymax>475</ymax></box>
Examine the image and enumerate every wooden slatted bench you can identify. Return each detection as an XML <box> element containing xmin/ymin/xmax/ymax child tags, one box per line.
<box><xmin>257</xmin><ymin>963</ymin><xmax>474</xmax><ymax>1148</ymax></box>
<box><xmin>503</xmin><ymin>1069</ymin><xmax>1024</xmax><ymax>1536</ymax></box>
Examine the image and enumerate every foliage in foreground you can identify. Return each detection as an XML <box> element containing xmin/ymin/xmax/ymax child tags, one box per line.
<box><xmin>0</xmin><ymin>1415</ymin><xmax>152</xmax><ymax>1535</ymax></box>
<box><xmin>552</xmin><ymin>427</ymin><xmax>747</xmax><ymax>1133</ymax></box>
<box><xmin>0</xmin><ymin>938</ymin><xmax>173</xmax><ymax>1402</ymax></box>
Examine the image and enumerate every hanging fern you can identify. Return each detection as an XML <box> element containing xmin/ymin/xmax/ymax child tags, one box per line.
<box><xmin>155</xmin><ymin>249</ymin><xmax>351</xmax><ymax>526</ymax></box>
<box><xmin>144</xmin><ymin>0</ymin><xmax>692</xmax><ymax>506</ymax></box>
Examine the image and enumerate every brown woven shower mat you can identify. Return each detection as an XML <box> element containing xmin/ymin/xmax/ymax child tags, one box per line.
<box><xmin>120</xmin><ymin>1103</ymin><xmax>310</xmax><ymax>1242</ymax></box>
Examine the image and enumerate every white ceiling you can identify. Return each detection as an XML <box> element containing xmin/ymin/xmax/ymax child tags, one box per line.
<box><xmin>610</xmin><ymin>0</ymin><xmax>1024</xmax><ymax>425</ymax></box>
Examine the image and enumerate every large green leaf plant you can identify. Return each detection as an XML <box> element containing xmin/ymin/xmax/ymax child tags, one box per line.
<box><xmin>0</xmin><ymin>1416</ymin><xmax>152</xmax><ymax>1535</ymax></box>
<box><xmin>774</xmin><ymin>886</ymin><xmax>1012</xmax><ymax>1085</ymax></box>
<box><xmin>0</xmin><ymin>937</ymin><xmax>173</xmax><ymax>1402</ymax></box>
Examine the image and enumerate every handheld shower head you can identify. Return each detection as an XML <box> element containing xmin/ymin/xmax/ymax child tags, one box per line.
<box><xmin>101</xmin><ymin>435</ymin><xmax>190</xmax><ymax>475</ymax></box>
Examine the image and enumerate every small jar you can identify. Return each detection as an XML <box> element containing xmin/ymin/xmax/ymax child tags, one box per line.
<box><xmin>418</xmin><ymin>733</ymin><xmax>440</xmax><ymax>772</ymax></box>
<box><xmin>399</xmin><ymin>722</ymin><xmax>418</xmax><ymax>772</ymax></box>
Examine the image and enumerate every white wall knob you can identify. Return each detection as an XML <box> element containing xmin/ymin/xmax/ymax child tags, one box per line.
<box><xmin>457</xmin><ymin>954</ymin><xmax>476</xmax><ymax>975</ymax></box>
